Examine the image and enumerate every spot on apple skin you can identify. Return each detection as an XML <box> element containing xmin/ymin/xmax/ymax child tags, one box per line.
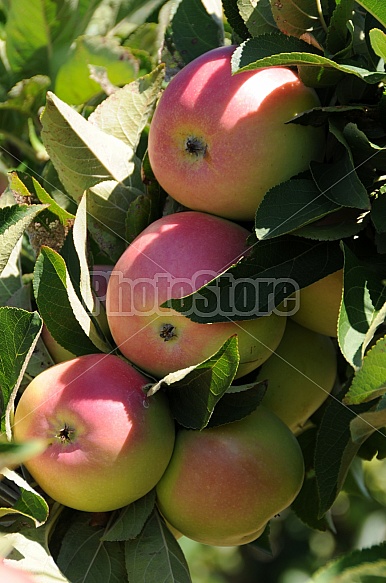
<box><xmin>185</xmin><ymin>136</ymin><xmax>207</xmax><ymax>158</ymax></box>
<box><xmin>160</xmin><ymin>324</ymin><xmax>177</xmax><ymax>342</ymax></box>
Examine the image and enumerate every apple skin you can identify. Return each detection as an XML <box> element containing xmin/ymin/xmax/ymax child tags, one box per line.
<box><xmin>13</xmin><ymin>354</ymin><xmax>175</xmax><ymax>512</ymax></box>
<box><xmin>0</xmin><ymin>561</ymin><xmax>35</xmax><ymax>583</ymax></box>
<box><xmin>156</xmin><ymin>405</ymin><xmax>304</xmax><ymax>546</ymax></box>
<box><xmin>256</xmin><ymin>320</ymin><xmax>337</xmax><ymax>433</ymax></box>
<box><xmin>148</xmin><ymin>45</ymin><xmax>324</xmax><ymax>221</ymax></box>
<box><xmin>106</xmin><ymin>211</ymin><xmax>286</xmax><ymax>379</ymax></box>
<box><xmin>41</xmin><ymin>265</ymin><xmax>113</xmax><ymax>363</ymax></box>
<box><xmin>291</xmin><ymin>269</ymin><xmax>343</xmax><ymax>337</ymax></box>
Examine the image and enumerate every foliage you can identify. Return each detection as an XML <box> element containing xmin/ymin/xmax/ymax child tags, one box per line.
<box><xmin>0</xmin><ymin>0</ymin><xmax>386</xmax><ymax>581</ymax></box>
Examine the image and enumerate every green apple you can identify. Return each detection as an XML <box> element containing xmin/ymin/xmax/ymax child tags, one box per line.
<box><xmin>256</xmin><ymin>320</ymin><xmax>337</xmax><ymax>433</ymax></box>
<box><xmin>13</xmin><ymin>354</ymin><xmax>175</xmax><ymax>512</ymax></box>
<box><xmin>148</xmin><ymin>45</ymin><xmax>324</xmax><ymax>221</ymax></box>
<box><xmin>156</xmin><ymin>406</ymin><xmax>304</xmax><ymax>546</ymax></box>
<box><xmin>106</xmin><ymin>211</ymin><xmax>286</xmax><ymax>379</ymax></box>
<box><xmin>291</xmin><ymin>269</ymin><xmax>343</xmax><ymax>337</ymax></box>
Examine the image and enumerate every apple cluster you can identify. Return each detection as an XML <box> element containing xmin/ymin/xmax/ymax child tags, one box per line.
<box><xmin>13</xmin><ymin>46</ymin><xmax>341</xmax><ymax>549</ymax></box>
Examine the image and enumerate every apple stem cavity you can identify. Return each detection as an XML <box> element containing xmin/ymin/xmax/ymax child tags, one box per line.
<box><xmin>56</xmin><ymin>423</ymin><xmax>75</xmax><ymax>444</ymax></box>
<box><xmin>160</xmin><ymin>323</ymin><xmax>177</xmax><ymax>342</ymax></box>
<box><xmin>185</xmin><ymin>137</ymin><xmax>207</xmax><ymax>158</ymax></box>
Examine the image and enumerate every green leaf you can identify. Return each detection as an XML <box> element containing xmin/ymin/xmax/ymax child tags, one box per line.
<box><xmin>55</xmin><ymin>36</ymin><xmax>139</xmax><ymax>105</ymax></box>
<box><xmin>0</xmin><ymin>440</ymin><xmax>46</xmax><ymax>474</ymax></box>
<box><xmin>125</xmin><ymin>194</ymin><xmax>153</xmax><ymax>244</ymax></box>
<box><xmin>89</xmin><ymin>64</ymin><xmax>165</xmax><ymax>150</ymax></box>
<box><xmin>270</xmin><ymin>0</ymin><xmax>325</xmax><ymax>41</ymax></box>
<box><xmin>293</xmin><ymin>207</ymin><xmax>370</xmax><ymax>241</ymax></box>
<box><xmin>338</xmin><ymin>244</ymin><xmax>386</xmax><ymax>370</ymax></box>
<box><xmin>0</xmin><ymin>469</ymin><xmax>49</xmax><ymax>527</ymax></box>
<box><xmin>326</xmin><ymin>0</ymin><xmax>355</xmax><ymax>55</ymax></box>
<box><xmin>33</xmin><ymin>246</ymin><xmax>107</xmax><ymax>357</ymax></box>
<box><xmin>254</xmin><ymin>178</ymin><xmax>339</xmax><ymax>240</ymax></box>
<box><xmin>311</xmin><ymin>541</ymin><xmax>386</xmax><ymax>582</ymax></box>
<box><xmin>0</xmin><ymin>237</ymin><xmax>22</xmax><ymax>307</ymax></box>
<box><xmin>57</xmin><ymin>513</ymin><xmax>127</xmax><ymax>583</ymax></box>
<box><xmin>0</xmin><ymin>75</ymin><xmax>50</xmax><ymax>116</ymax></box>
<box><xmin>163</xmin><ymin>237</ymin><xmax>343</xmax><ymax>323</ymax></box>
<box><xmin>40</xmin><ymin>91</ymin><xmax>135</xmax><ymax>203</ymax></box>
<box><xmin>343</xmin><ymin>336</ymin><xmax>386</xmax><ymax>405</ymax></box>
<box><xmin>148</xmin><ymin>336</ymin><xmax>240</xmax><ymax>429</ymax></box>
<box><xmin>350</xmin><ymin>395</ymin><xmax>386</xmax><ymax>443</ymax></box>
<box><xmin>231</xmin><ymin>34</ymin><xmax>386</xmax><ymax>84</ymax></box>
<box><xmin>32</xmin><ymin>177</ymin><xmax>75</xmax><ymax>225</ymax></box>
<box><xmin>125</xmin><ymin>509</ymin><xmax>192</xmax><ymax>583</ymax></box>
<box><xmin>0</xmin><ymin>307</ymin><xmax>42</xmax><ymax>436</ymax></box>
<box><xmin>102</xmin><ymin>490</ymin><xmax>156</xmax><ymax>542</ymax></box>
<box><xmin>370</xmin><ymin>27</ymin><xmax>386</xmax><ymax>60</ymax></box>
<box><xmin>356</xmin><ymin>0</ymin><xmax>386</xmax><ymax>29</ymax></box>
<box><xmin>2</xmin><ymin>529</ymin><xmax>69</xmax><ymax>582</ymax></box>
<box><xmin>372</xmin><ymin>193</ymin><xmax>386</xmax><ymax>233</ymax></box>
<box><xmin>238</xmin><ymin>0</ymin><xmax>277</xmax><ymax>37</ymax></box>
<box><xmin>206</xmin><ymin>381</ymin><xmax>267</xmax><ymax>427</ymax></box>
<box><xmin>171</xmin><ymin>0</ymin><xmax>224</xmax><ymax>64</ymax></box>
<box><xmin>222</xmin><ymin>0</ymin><xmax>251</xmax><ymax>40</ymax></box>
<box><xmin>314</xmin><ymin>393</ymin><xmax>374</xmax><ymax>517</ymax></box>
<box><xmin>0</xmin><ymin>204</ymin><xmax>46</xmax><ymax>275</ymax></box>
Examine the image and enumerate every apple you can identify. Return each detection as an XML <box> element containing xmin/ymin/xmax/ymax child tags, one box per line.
<box><xmin>106</xmin><ymin>211</ymin><xmax>287</xmax><ymax>379</ymax></box>
<box><xmin>0</xmin><ymin>561</ymin><xmax>35</xmax><ymax>583</ymax></box>
<box><xmin>13</xmin><ymin>353</ymin><xmax>175</xmax><ymax>512</ymax></box>
<box><xmin>41</xmin><ymin>265</ymin><xmax>113</xmax><ymax>363</ymax></box>
<box><xmin>256</xmin><ymin>320</ymin><xmax>337</xmax><ymax>433</ymax></box>
<box><xmin>148</xmin><ymin>45</ymin><xmax>324</xmax><ymax>221</ymax></box>
<box><xmin>291</xmin><ymin>269</ymin><xmax>343</xmax><ymax>337</ymax></box>
<box><xmin>156</xmin><ymin>405</ymin><xmax>304</xmax><ymax>546</ymax></box>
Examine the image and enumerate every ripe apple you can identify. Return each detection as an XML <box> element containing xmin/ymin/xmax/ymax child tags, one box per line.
<box><xmin>148</xmin><ymin>45</ymin><xmax>324</xmax><ymax>221</ymax></box>
<box><xmin>256</xmin><ymin>320</ymin><xmax>337</xmax><ymax>433</ymax></box>
<box><xmin>41</xmin><ymin>264</ymin><xmax>113</xmax><ymax>363</ymax></box>
<box><xmin>156</xmin><ymin>405</ymin><xmax>304</xmax><ymax>546</ymax></box>
<box><xmin>106</xmin><ymin>211</ymin><xmax>287</xmax><ymax>379</ymax></box>
<box><xmin>13</xmin><ymin>353</ymin><xmax>175</xmax><ymax>512</ymax></box>
<box><xmin>0</xmin><ymin>561</ymin><xmax>35</xmax><ymax>583</ymax></box>
<box><xmin>291</xmin><ymin>269</ymin><xmax>343</xmax><ymax>337</ymax></box>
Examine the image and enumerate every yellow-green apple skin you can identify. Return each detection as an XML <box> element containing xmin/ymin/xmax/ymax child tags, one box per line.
<box><xmin>148</xmin><ymin>45</ymin><xmax>324</xmax><ymax>221</ymax></box>
<box><xmin>41</xmin><ymin>324</ymin><xmax>75</xmax><ymax>363</ymax></box>
<box><xmin>13</xmin><ymin>354</ymin><xmax>175</xmax><ymax>512</ymax></box>
<box><xmin>256</xmin><ymin>320</ymin><xmax>337</xmax><ymax>433</ymax></box>
<box><xmin>0</xmin><ymin>561</ymin><xmax>35</xmax><ymax>583</ymax></box>
<box><xmin>156</xmin><ymin>406</ymin><xmax>304</xmax><ymax>546</ymax></box>
<box><xmin>291</xmin><ymin>269</ymin><xmax>343</xmax><ymax>337</ymax></box>
<box><xmin>106</xmin><ymin>211</ymin><xmax>286</xmax><ymax>379</ymax></box>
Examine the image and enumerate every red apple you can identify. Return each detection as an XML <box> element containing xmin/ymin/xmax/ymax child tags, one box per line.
<box><xmin>156</xmin><ymin>406</ymin><xmax>305</xmax><ymax>546</ymax></box>
<box><xmin>13</xmin><ymin>354</ymin><xmax>175</xmax><ymax>512</ymax></box>
<box><xmin>148</xmin><ymin>45</ymin><xmax>324</xmax><ymax>221</ymax></box>
<box><xmin>106</xmin><ymin>211</ymin><xmax>286</xmax><ymax>379</ymax></box>
<box><xmin>0</xmin><ymin>561</ymin><xmax>35</xmax><ymax>583</ymax></box>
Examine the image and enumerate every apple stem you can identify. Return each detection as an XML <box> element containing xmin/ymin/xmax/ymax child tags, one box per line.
<box><xmin>56</xmin><ymin>423</ymin><xmax>75</xmax><ymax>444</ymax></box>
<box><xmin>185</xmin><ymin>137</ymin><xmax>207</xmax><ymax>157</ymax></box>
<box><xmin>159</xmin><ymin>324</ymin><xmax>177</xmax><ymax>342</ymax></box>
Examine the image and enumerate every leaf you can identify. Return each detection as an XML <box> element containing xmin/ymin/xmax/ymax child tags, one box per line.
<box><xmin>370</xmin><ymin>27</ymin><xmax>386</xmax><ymax>60</ymax></box>
<box><xmin>57</xmin><ymin>514</ymin><xmax>127</xmax><ymax>583</ymax></box>
<box><xmin>0</xmin><ymin>440</ymin><xmax>47</xmax><ymax>474</ymax></box>
<box><xmin>372</xmin><ymin>193</ymin><xmax>386</xmax><ymax>233</ymax></box>
<box><xmin>270</xmin><ymin>0</ymin><xmax>324</xmax><ymax>40</ymax></box>
<box><xmin>171</xmin><ymin>0</ymin><xmax>224</xmax><ymax>64</ymax></box>
<box><xmin>0</xmin><ymin>237</ymin><xmax>22</xmax><ymax>307</ymax></box>
<box><xmin>33</xmin><ymin>246</ymin><xmax>108</xmax><ymax>357</ymax></box>
<box><xmin>350</xmin><ymin>396</ymin><xmax>386</xmax><ymax>443</ymax></box>
<box><xmin>0</xmin><ymin>204</ymin><xmax>46</xmax><ymax>275</ymax></box>
<box><xmin>102</xmin><ymin>490</ymin><xmax>156</xmax><ymax>542</ymax></box>
<box><xmin>231</xmin><ymin>34</ymin><xmax>386</xmax><ymax>84</ymax></box>
<box><xmin>356</xmin><ymin>0</ymin><xmax>386</xmax><ymax>29</ymax></box>
<box><xmin>222</xmin><ymin>0</ymin><xmax>251</xmax><ymax>40</ymax></box>
<box><xmin>0</xmin><ymin>307</ymin><xmax>42</xmax><ymax>437</ymax></box>
<box><xmin>206</xmin><ymin>381</ymin><xmax>267</xmax><ymax>427</ymax></box>
<box><xmin>3</xmin><ymin>530</ymin><xmax>69</xmax><ymax>583</ymax></box>
<box><xmin>254</xmin><ymin>178</ymin><xmax>339</xmax><ymax>240</ymax></box>
<box><xmin>326</xmin><ymin>0</ymin><xmax>355</xmax><ymax>55</ymax></box>
<box><xmin>294</xmin><ymin>207</ymin><xmax>369</xmax><ymax>241</ymax></box>
<box><xmin>238</xmin><ymin>0</ymin><xmax>277</xmax><ymax>37</ymax></box>
<box><xmin>55</xmin><ymin>35</ymin><xmax>139</xmax><ymax>105</ymax></box>
<box><xmin>338</xmin><ymin>244</ymin><xmax>386</xmax><ymax>370</ymax></box>
<box><xmin>314</xmin><ymin>393</ymin><xmax>374</xmax><ymax>518</ymax></box>
<box><xmin>310</xmin><ymin>151</ymin><xmax>370</xmax><ymax>210</ymax></box>
<box><xmin>125</xmin><ymin>509</ymin><xmax>192</xmax><ymax>583</ymax></box>
<box><xmin>40</xmin><ymin>91</ymin><xmax>135</xmax><ymax>203</ymax></box>
<box><xmin>163</xmin><ymin>237</ymin><xmax>343</xmax><ymax>323</ymax></box>
<box><xmin>343</xmin><ymin>336</ymin><xmax>386</xmax><ymax>405</ymax></box>
<box><xmin>148</xmin><ymin>336</ymin><xmax>240</xmax><ymax>429</ymax></box>
<box><xmin>311</xmin><ymin>541</ymin><xmax>386</xmax><ymax>582</ymax></box>
<box><xmin>32</xmin><ymin>177</ymin><xmax>75</xmax><ymax>225</ymax></box>
<box><xmin>89</xmin><ymin>64</ymin><xmax>165</xmax><ymax>150</ymax></box>
<box><xmin>0</xmin><ymin>469</ymin><xmax>49</xmax><ymax>527</ymax></box>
